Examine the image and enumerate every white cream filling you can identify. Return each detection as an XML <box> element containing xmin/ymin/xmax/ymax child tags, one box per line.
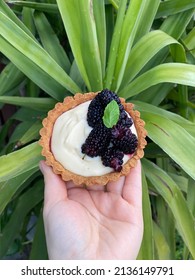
<box><xmin>51</xmin><ymin>101</ymin><xmax>137</xmax><ymax>177</ymax></box>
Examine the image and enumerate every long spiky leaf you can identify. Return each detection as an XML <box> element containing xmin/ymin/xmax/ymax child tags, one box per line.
<box><xmin>0</xmin><ymin>12</ymin><xmax>81</xmax><ymax>94</ymax></box>
<box><xmin>143</xmin><ymin>159</ymin><xmax>195</xmax><ymax>259</ymax></box>
<box><xmin>56</xmin><ymin>0</ymin><xmax>103</xmax><ymax>91</ymax></box>
<box><xmin>119</xmin><ymin>63</ymin><xmax>195</xmax><ymax>98</ymax></box>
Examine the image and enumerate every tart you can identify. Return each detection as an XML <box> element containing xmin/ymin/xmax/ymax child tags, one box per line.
<box><xmin>39</xmin><ymin>90</ymin><xmax>147</xmax><ymax>186</ymax></box>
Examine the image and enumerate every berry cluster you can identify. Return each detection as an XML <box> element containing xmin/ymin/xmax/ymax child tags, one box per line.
<box><xmin>81</xmin><ymin>123</ymin><xmax>111</xmax><ymax>157</ymax></box>
<box><xmin>81</xmin><ymin>89</ymin><xmax>138</xmax><ymax>171</ymax></box>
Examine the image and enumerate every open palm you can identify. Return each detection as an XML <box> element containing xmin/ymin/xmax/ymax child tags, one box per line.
<box><xmin>41</xmin><ymin>160</ymin><xmax>143</xmax><ymax>260</ymax></box>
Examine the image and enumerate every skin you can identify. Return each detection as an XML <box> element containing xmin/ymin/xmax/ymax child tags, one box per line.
<box><xmin>39</xmin><ymin>160</ymin><xmax>143</xmax><ymax>260</ymax></box>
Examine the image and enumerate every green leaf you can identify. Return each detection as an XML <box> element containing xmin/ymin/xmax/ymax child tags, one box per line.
<box><xmin>120</xmin><ymin>30</ymin><xmax>186</xmax><ymax>89</ymax></box>
<box><xmin>141</xmin><ymin>10</ymin><xmax>194</xmax><ymax>78</ymax></box>
<box><xmin>134</xmin><ymin>84</ymin><xmax>174</xmax><ymax>106</ymax></box>
<box><xmin>0</xmin><ymin>119</ymin><xmax>13</xmax><ymax>152</ymax></box>
<box><xmin>143</xmin><ymin>159</ymin><xmax>195</xmax><ymax>259</ymax></box>
<box><xmin>103</xmin><ymin>100</ymin><xmax>120</xmax><ymax>128</ymax></box>
<box><xmin>169</xmin><ymin>173</ymin><xmax>188</xmax><ymax>194</ymax></box>
<box><xmin>156</xmin><ymin>0</ymin><xmax>195</xmax><ymax>19</ymax></box>
<box><xmin>69</xmin><ymin>60</ymin><xmax>85</xmax><ymax>90</ymax></box>
<box><xmin>92</xmin><ymin>0</ymin><xmax>106</xmax><ymax>77</ymax></box>
<box><xmin>0</xmin><ymin>142</ymin><xmax>42</xmax><ymax>182</ymax></box>
<box><xmin>140</xmin><ymin>112</ymin><xmax>195</xmax><ymax>180</ymax></box>
<box><xmin>108</xmin><ymin>0</ymin><xmax>119</xmax><ymax>10</ymax></box>
<box><xmin>133</xmin><ymin>101</ymin><xmax>195</xmax><ymax>137</ymax></box>
<box><xmin>187</xmin><ymin>178</ymin><xmax>195</xmax><ymax>217</ymax></box>
<box><xmin>133</xmin><ymin>0</ymin><xmax>160</xmax><ymax>43</ymax></box>
<box><xmin>7</xmin><ymin>1</ymin><xmax>58</xmax><ymax>13</ymax></box>
<box><xmin>25</xmin><ymin>79</ymin><xmax>40</xmax><ymax>98</ymax></box>
<box><xmin>119</xmin><ymin>63</ymin><xmax>195</xmax><ymax>98</ymax></box>
<box><xmin>137</xmin><ymin>168</ymin><xmax>154</xmax><ymax>260</ymax></box>
<box><xmin>0</xmin><ymin>37</ymin><xmax>67</xmax><ymax>100</ymax></box>
<box><xmin>153</xmin><ymin>221</ymin><xmax>171</xmax><ymax>260</ymax></box>
<box><xmin>0</xmin><ymin>0</ymin><xmax>34</xmax><ymax>38</ymax></box>
<box><xmin>113</xmin><ymin>0</ymin><xmax>150</xmax><ymax>90</ymax></box>
<box><xmin>22</xmin><ymin>6</ymin><xmax>35</xmax><ymax>35</ymax></box>
<box><xmin>160</xmin><ymin>9</ymin><xmax>194</xmax><ymax>40</ymax></box>
<box><xmin>56</xmin><ymin>0</ymin><xmax>103</xmax><ymax>91</ymax></box>
<box><xmin>105</xmin><ymin>4</ymin><xmax>115</xmax><ymax>60</ymax></box>
<box><xmin>0</xmin><ymin>96</ymin><xmax>56</xmax><ymax>111</ymax></box>
<box><xmin>0</xmin><ymin>11</ymin><xmax>81</xmax><ymax>94</ymax></box>
<box><xmin>0</xmin><ymin>168</ymin><xmax>37</xmax><ymax>215</ymax></box>
<box><xmin>144</xmin><ymin>143</ymin><xmax>165</xmax><ymax>159</ymax></box>
<box><xmin>11</xmin><ymin>108</ymin><xmax>44</xmax><ymax>122</ymax></box>
<box><xmin>182</xmin><ymin>27</ymin><xmax>195</xmax><ymax>58</ymax></box>
<box><xmin>33</xmin><ymin>11</ymin><xmax>71</xmax><ymax>73</ymax></box>
<box><xmin>0</xmin><ymin>180</ymin><xmax>44</xmax><ymax>258</ymax></box>
<box><xmin>9</xmin><ymin>121</ymin><xmax>40</xmax><ymax>145</ymax></box>
<box><xmin>155</xmin><ymin>196</ymin><xmax>175</xmax><ymax>259</ymax></box>
<box><xmin>104</xmin><ymin>0</ymin><xmax>127</xmax><ymax>89</ymax></box>
<box><xmin>20</xmin><ymin>122</ymin><xmax>42</xmax><ymax>145</ymax></box>
<box><xmin>29</xmin><ymin>212</ymin><xmax>48</xmax><ymax>260</ymax></box>
<box><xmin>0</xmin><ymin>62</ymin><xmax>24</xmax><ymax>96</ymax></box>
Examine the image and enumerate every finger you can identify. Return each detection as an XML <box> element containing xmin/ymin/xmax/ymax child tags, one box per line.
<box><xmin>122</xmin><ymin>160</ymin><xmax>142</xmax><ymax>208</ymax></box>
<box><xmin>39</xmin><ymin>161</ymin><xmax>67</xmax><ymax>210</ymax></box>
<box><xmin>106</xmin><ymin>176</ymin><xmax>125</xmax><ymax>195</ymax></box>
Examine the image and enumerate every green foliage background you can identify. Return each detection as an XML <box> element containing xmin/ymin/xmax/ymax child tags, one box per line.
<box><xmin>0</xmin><ymin>0</ymin><xmax>195</xmax><ymax>259</ymax></box>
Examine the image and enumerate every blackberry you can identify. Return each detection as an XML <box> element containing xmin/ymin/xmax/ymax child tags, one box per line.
<box><xmin>111</xmin><ymin>124</ymin><xmax>138</xmax><ymax>154</ymax></box>
<box><xmin>83</xmin><ymin>88</ymin><xmax>137</xmax><ymax>171</ymax></box>
<box><xmin>87</xmin><ymin>97</ymin><xmax>104</xmax><ymax>128</ymax></box>
<box><xmin>87</xmin><ymin>88</ymin><xmax>123</xmax><ymax>128</ymax></box>
<box><xmin>81</xmin><ymin>123</ymin><xmax>111</xmax><ymax>157</ymax></box>
<box><xmin>111</xmin><ymin>124</ymin><xmax>131</xmax><ymax>142</ymax></box>
<box><xmin>118</xmin><ymin>111</ymin><xmax>133</xmax><ymax>127</ymax></box>
<box><xmin>102</xmin><ymin>147</ymin><xmax>124</xmax><ymax>172</ymax></box>
<box><xmin>98</xmin><ymin>88</ymin><xmax>122</xmax><ymax>108</ymax></box>
<box><xmin>98</xmin><ymin>89</ymin><xmax>133</xmax><ymax>127</ymax></box>
<box><xmin>123</xmin><ymin>133</ymin><xmax>138</xmax><ymax>154</ymax></box>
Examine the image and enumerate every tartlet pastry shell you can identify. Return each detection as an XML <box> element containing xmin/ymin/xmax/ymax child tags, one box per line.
<box><xmin>39</xmin><ymin>92</ymin><xmax>147</xmax><ymax>186</ymax></box>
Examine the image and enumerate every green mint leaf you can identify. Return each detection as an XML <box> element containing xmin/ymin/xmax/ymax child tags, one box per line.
<box><xmin>103</xmin><ymin>100</ymin><xmax>120</xmax><ymax>128</ymax></box>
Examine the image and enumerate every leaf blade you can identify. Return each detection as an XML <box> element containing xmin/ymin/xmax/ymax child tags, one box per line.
<box><xmin>120</xmin><ymin>30</ymin><xmax>186</xmax><ymax>89</ymax></box>
<box><xmin>103</xmin><ymin>100</ymin><xmax>120</xmax><ymax>128</ymax></box>
<box><xmin>0</xmin><ymin>168</ymin><xmax>37</xmax><ymax>215</ymax></box>
<box><xmin>0</xmin><ymin>11</ymin><xmax>81</xmax><ymax>94</ymax></box>
<box><xmin>0</xmin><ymin>142</ymin><xmax>42</xmax><ymax>182</ymax></box>
<box><xmin>0</xmin><ymin>37</ymin><xmax>65</xmax><ymax>100</ymax></box>
<box><xmin>56</xmin><ymin>0</ymin><xmax>103</xmax><ymax>91</ymax></box>
<box><xmin>0</xmin><ymin>96</ymin><xmax>56</xmax><ymax>111</ymax></box>
<box><xmin>33</xmin><ymin>11</ymin><xmax>71</xmax><ymax>73</ymax></box>
<box><xmin>119</xmin><ymin>63</ymin><xmax>195</xmax><ymax>98</ymax></box>
<box><xmin>137</xmin><ymin>168</ymin><xmax>154</xmax><ymax>260</ymax></box>
<box><xmin>143</xmin><ymin>159</ymin><xmax>195</xmax><ymax>259</ymax></box>
<box><xmin>141</xmin><ymin>113</ymin><xmax>195</xmax><ymax>180</ymax></box>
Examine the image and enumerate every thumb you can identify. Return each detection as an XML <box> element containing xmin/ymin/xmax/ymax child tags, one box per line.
<box><xmin>122</xmin><ymin>160</ymin><xmax>142</xmax><ymax>209</ymax></box>
<box><xmin>39</xmin><ymin>161</ymin><xmax>68</xmax><ymax>211</ymax></box>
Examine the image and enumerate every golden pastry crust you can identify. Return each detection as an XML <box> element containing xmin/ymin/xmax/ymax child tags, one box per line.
<box><xmin>39</xmin><ymin>92</ymin><xmax>147</xmax><ymax>186</ymax></box>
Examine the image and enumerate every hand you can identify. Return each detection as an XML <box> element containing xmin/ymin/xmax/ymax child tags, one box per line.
<box><xmin>39</xmin><ymin>160</ymin><xmax>143</xmax><ymax>260</ymax></box>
